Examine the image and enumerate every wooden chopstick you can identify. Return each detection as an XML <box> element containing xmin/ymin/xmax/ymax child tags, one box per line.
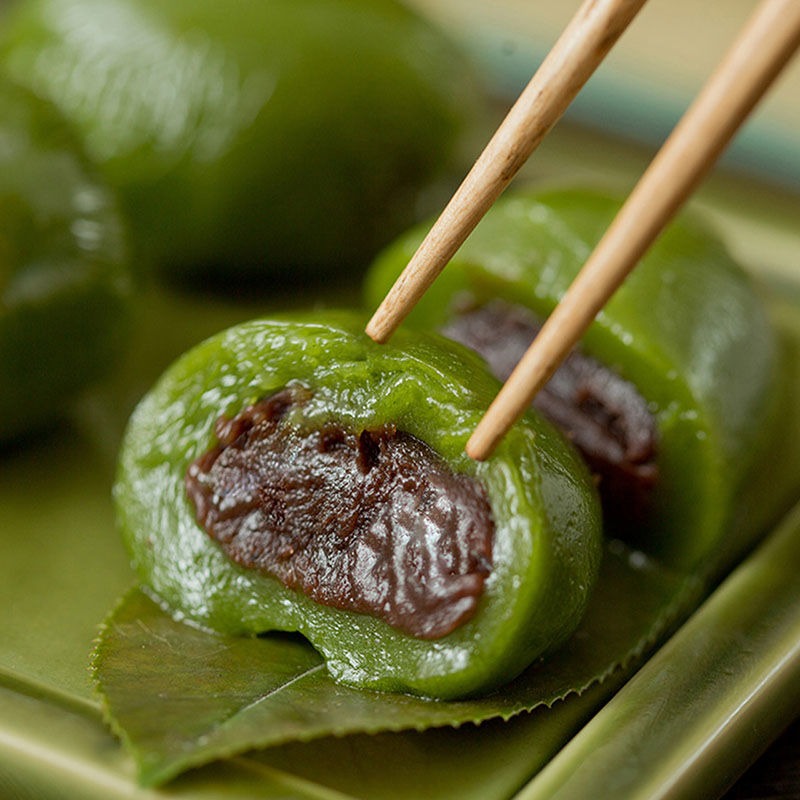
<box><xmin>365</xmin><ymin>0</ymin><xmax>648</xmax><ymax>345</ymax></box>
<box><xmin>466</xmin><ymin>0</ymin><xmax>800</xmax><ymax>461</ymax></box>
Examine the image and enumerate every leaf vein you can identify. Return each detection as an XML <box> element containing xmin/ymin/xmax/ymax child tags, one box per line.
<box><xmin>207</xmin><ymin>662</ymin><xmax>327</xmax><ymax>737</ymax></box>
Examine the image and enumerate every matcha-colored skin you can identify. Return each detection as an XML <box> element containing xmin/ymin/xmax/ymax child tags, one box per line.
<box><xmin>364</xmin><ymin>188</ymin><xmax>779</xmax><ymax>570</ymax></box>
<box><xmin>0</xmin><ymin>0</ymin><xmax>486</xmax><ymax>283</ymax></box>
<box><xmin>0</xmin><ymin>78</ymin><xmax>130</xmax><ymax>442</ymax></box>
<box><xmin>115</xmin><ymin>311</ymin><xmax>602</xmax><ymax>699</ymax></box>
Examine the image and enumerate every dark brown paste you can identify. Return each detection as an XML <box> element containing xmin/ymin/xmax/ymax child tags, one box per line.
<box><xmin>442</xmin><ymin>299</ymin><xmax>658</xmax><ymax>533</ymax></box>
<box><xmin>185</xmin><ymin>387</ymin><xmax>494</xmax><ymax>639</ymax></box>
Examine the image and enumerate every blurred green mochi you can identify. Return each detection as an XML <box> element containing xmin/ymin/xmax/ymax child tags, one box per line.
<box><xmin>0</xmin><ymin>0</ymin><xmax>488</xmax><ymax>285</ymax></box>
<box><xmin>0</xmin><ymin>77</ymin><xmax>131</xmax><ymax>442</ymax></box>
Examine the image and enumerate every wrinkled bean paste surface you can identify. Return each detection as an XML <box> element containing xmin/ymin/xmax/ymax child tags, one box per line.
<box><xmin>186</xmin><ymin>387</ymin><xmax>494</xmax><ymax>639</ymax></box>
<box><xmin>442</xmin><ymin>299</ymin><xmax>658</xmax><ymax>533</ymax></box>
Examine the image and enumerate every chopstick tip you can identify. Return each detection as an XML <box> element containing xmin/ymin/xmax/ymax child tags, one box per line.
<box><xmin>365</xmin><ymin>314</ymin><xmax>391</xmax><ymax>344</ymax></box>
<box><xmin>465</xmin><ymin>427</ymin><xmax>494</xmax><ymax>462</ymax></box>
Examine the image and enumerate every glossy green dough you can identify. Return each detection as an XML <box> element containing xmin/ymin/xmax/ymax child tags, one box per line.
<box><xmin>115</xmin><ymin>311</ymin><xmax>602</xmax><ymax>699</ymax></box>
<box><xmin>364</xmin><ymin>187</ymin><xmax>779</xmax><ymax>569</ymax></box>
<box><xmin>0</xmin><ymin>0</ymin><xmax>485</xmax><ymax>282</ymax></box>
<box><xmin>0</xmin><ymin>78</ymin><xmax>130</xmax><ymax>442</ymax></box>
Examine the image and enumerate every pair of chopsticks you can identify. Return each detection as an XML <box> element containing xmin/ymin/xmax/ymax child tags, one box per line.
<box><xmin>366</xmin><ymin>0</ymin><xmax>800</xmax><ymax>461</ymax></box>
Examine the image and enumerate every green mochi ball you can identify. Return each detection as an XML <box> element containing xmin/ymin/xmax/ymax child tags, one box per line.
<box><xmin>364</xmin><ymin>187</ymin><xmax>780</xmax><ymax>570</ymax></box>
<box><xmin>0</xmin><ymin>0</ymin><xmax>488</xmax><ymax>284</ymax></box>
<box><xmin>115</xmin><ymin>311</ymin><xmax>603</xmax><ymax>699</ymax></box>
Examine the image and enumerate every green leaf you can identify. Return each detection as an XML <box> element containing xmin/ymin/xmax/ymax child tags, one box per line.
<box><xmin>93</xmin><ymin>542</ymin><xmax>692</xmax><ymax>787</ymax></box>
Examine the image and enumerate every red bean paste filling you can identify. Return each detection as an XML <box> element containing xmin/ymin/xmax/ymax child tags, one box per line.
<box><xmin>442</xmin><ymin>299</ymin><xmax>658</xmax><ymax>534</ymax></box>
<box><xmin>185</xmin><ymin>387</ymin><xmax>494</xmax><ymax>639</ymax></box>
